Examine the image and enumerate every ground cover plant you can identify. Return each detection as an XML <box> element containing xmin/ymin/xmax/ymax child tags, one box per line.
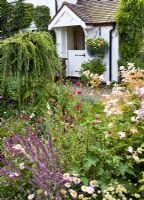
<box><xmin>0</xmin><ymin>62</ymin><xmax>144</xmax><ymax>199</ymax></box>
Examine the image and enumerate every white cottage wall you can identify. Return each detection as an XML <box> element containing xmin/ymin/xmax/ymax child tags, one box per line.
<box><xmin>85</xmin><ymin>26</ymin><xmax>114</xmax><ymax>83</ymax></box>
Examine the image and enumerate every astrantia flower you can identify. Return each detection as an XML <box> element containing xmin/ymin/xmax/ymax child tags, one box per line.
<box><xmin>86</xmin><ymin>186</ymin><xmax>94</xmax><ymax>194</ymax></box>
<box><xmin>73</xmin><ymin>177</ymin><xmax>81</xmax><ymax>184</ymax></box>
<box><xmin>90</xmin><ymin>180</ymin><xmax>97</xmax><ymax>188</ymax></box>
<box><xmin>63</xmin><ymin>173</ymin><xmax>70</xmax><ymax>180</ymax></box>
<box><xmin>69</xmin><ymin>189</ymin><xmax>77</xmax><ymax>199</ymax></box>
<box><xmin>65</xmin><ymin>182</ymin><xmax>71</xmax><ymax>188</ymax></box>
<box><xmin>128</xmin><ymin>146</ymin><xmax>133</xmax><ymax>153</ymax></box>
<box><xmin>28</xmin><ymin>194</ymin><xmax>35</xmax><ymax>200</ymax></box>
<box><xmin>81</xmin><ymin>185</ymin><xmax>87</xmax><ymax>192</ymax></box>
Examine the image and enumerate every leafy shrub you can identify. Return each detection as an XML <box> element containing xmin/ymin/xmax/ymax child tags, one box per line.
<box><xmin>1</xmin><ymin>0</ymin><xmax>34</xmax><ymax>38</ymax></box>
<box><xmin>1</xmin><ymin>32</ymin><xmax>61</xmax><ymax>109</ymax></box>
<box><xmin>80</xmin><ymin>59</ymin><xmax>105</xmax><ymax>84</ymax></box>
<box><xmin>33</xmin><ymin>6</ymin><xmax>51</xmax><ymax>31</ymax></box>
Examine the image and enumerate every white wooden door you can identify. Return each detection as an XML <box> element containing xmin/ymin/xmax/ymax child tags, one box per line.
<box><xmin>67</xmin><ymin>50</ymin><xmax>86</xmax><ymax>77</ymax></box>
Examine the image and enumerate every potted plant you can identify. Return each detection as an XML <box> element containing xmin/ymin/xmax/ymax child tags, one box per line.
<box><xmin>86</xmin><ymin>37</ymin><xmax>108</xmax><ymax>58</ymax></box>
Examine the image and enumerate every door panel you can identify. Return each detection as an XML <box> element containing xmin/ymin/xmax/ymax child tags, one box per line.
<box><xmin>67</xmin><ymin>50</ymin><xmax>86</xmax><ymax>77</ymax></box>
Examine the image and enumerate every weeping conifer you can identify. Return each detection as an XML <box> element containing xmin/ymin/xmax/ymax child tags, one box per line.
<box><xmin>1</xmin><ymin>32</ymin><xmax>61</xmax><ymax>108</ymax></box>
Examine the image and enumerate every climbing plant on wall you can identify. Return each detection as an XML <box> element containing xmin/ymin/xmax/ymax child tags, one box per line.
<box><xmin>116</xmin><ymin>0</ymin><xmax>144</xmax><ymax>68</ymax></box>
<box><xmin>1</xmin><ymin>32</ymin><xmax>61</xmax><ymax>109</ymax></box>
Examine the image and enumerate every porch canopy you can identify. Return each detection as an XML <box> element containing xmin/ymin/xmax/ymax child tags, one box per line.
<box><xmin>48</xmin><ymin>3</ymin><xmax>88</xmax><ymax>30</ymax></box>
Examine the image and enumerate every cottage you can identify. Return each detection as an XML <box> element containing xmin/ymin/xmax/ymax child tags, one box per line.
<box><xmin>48</xmin><ymin>0</ymin><xmax>120</xmax><ymax>83</ymax></box>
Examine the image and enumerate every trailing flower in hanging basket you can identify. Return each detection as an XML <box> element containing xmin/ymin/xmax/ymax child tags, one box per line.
<box><xmin>86</xmin><ymin>37</ymin><xmax>108</xmax><ymax>58</ymax></box>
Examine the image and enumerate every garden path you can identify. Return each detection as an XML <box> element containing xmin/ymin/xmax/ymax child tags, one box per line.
<box><xmin>71</xmin><ymin>84</ymin><xmax>112</xmax><ymax>101</ymax></box>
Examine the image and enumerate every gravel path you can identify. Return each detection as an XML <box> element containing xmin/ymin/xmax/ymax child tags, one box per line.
<box><xmin>71</xmin><ymin>84</ymin><xmax>112</xmax><ymax>101</ymax></box>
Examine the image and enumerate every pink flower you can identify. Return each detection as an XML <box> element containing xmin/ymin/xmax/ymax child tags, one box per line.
<box><xmin>75</xmin><ymin>81</ymin><xmax>81</xmax><ymax>87</ymax></box>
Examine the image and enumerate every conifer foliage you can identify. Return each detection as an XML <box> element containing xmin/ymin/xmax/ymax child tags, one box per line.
<box><xmin>1</xmin><ymin>32</ymin><xmax>61</xmax><ymax>107</ymax></box>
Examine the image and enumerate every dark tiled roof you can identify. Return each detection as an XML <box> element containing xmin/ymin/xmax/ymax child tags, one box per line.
<box><xmin>64</xmin><ymin>0</ymin><xmax>120</xmax><ymax>24</ymax></box>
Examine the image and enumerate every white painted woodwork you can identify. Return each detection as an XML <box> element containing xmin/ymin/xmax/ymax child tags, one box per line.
<box><xmin>67</xmin><ymin>50</ymin><xmax>86</xmax><ymax>77</ymax></box>
<box><xmin>48</xmin><ymin>5</ymin><xmax>86</xmax><ymax>30</ymax></box>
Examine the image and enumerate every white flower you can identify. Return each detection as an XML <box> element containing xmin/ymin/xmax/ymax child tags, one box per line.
<box><xmin>72</xmin><ymin>172</ymin><xmax>79</xmax><ymax>177</ymax></box>
<box><xmin>132</xmin><ymin>153</ymin><xmax>139</xmax><ymax>162</ymax></box>
<box><xmin>29</xmin><ymin>113</ymin><xmax>35</xmax><ymax>119</ymax></box>
<box><xmin>86</xmin><ymin>186</ymin><xmax>94</xmax><ymax>194</ymax></box>
<box><xmin>119</xmin><ymin>66</ymin><xmax>125</xmax><ymax>71</ymax></box>
<box><xmin>19</xmin><ymin>163</ymin><xmax>25</xmax><ymax>170</ymax></box>
<box><xmin>12</xmin><ymin>144</ymin><xmax>25</xmax><ymax>153</ymax></box>
<box><xmin>134</xmin><ymin>193</ymin><xmax>140</xmax><ymax>198</ymax></box>
<box><xmin>90</xmin><ymin>180</ymin><xmax>97</xmax><ymax>188</ymax></box>
<box><xmin>73</xmin><ymin>177</ymin><xmax>81</xmax><ymax>184</ymax></box>
<box><xmin>118</xmin><ymin>132</ymin><xmax>126</xmax><ymax>139</ymax></box>
<box><xmin>63</xmin><ymin>173</ymin><xmax>70</xmax><ymax>180</ymax></box>
<box><xmin>28</xmin><ymin>194</ymin><xmax>35</xmax><ymax>200</ymax></box>
<box><xmin>69</xmin><ymin>176</ymin><xmax>74</xmax><ymax>182</ymax></box>
<box><xmin>137</xmin><ymin>147</ymin><xmax>142</xmax><ymax>154</ymax></box>
<box><xmin>131</xmin><ymin>117</ymin><xmax>136</xmax><ymax>122</ymax></box>
<box><xmin>127</xmin><ymin>63</ymin><xmax>134</xmax><ymax>69</ymax></box>
<box><xmin>69</xmin><ymin>189</ymin><xmax>77</xmax><ymax>199</ymax></box>
<box><xmin>99</xmin><ymin>75</ymin><xmax>104</xmax><ymax>82</ymax></box>
<box><xmin>65</xmin><ymin>182</ymin><xmax>71</xmax><ymax>188</ymax></box>
<box><xmin>9</xmin><ymin>172</ymin><xmax>20</xmax><ymax>178</ymax></box>
<box><xmin>128</xmin><ymin>146</ymin><xmax>133</xmax><ymax>153</ymax></box>
<box><xmin>81</xmin><ymin>185</ymin><xmax>87</xmax><ymax>192</ymax></box>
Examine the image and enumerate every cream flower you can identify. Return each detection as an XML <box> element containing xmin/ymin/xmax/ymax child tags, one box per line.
<box><xmin>69</xmin><ymin>189</ymin><xmax>77</xmax><ymax>199</ymax></box>
<box><xmin>28</xmin><ymin>194</ymin><xmax>35</xmax><ymax>200</ymax></box>
<box><xmin>81</xmin><ymin>185</ymin><xmax>87</xmax><ymax>192</ymax></box>
<box><xmin>73</xmin><ymin>177</ymin><xmax>81</xmax><ymax>184</ymax></box>
<box><xmin>63</xmin><ymin>173</ymin><xmax>70</xmax><ymax>180</ymax></box>
<box><xmin>90</xmin><ymin>180</ymin><xmax>97</xmax><ymax>188</ymax></box>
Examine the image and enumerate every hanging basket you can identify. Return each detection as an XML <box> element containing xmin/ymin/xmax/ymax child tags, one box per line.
<box><xmin>87</xmin><ymin>47</ymin><xmax>95</xmax><ymax>56</ymax></box>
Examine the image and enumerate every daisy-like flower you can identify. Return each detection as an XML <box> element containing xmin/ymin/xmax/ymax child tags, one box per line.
<box><xmin>90</xmin><ymin>180</ymin><xmax>97</xmax><ymax>188</ymax></box>
<box><xmin>73</xmin><ymin>177</ymin><xmax>81</xmax><ymax>184</ymax></box>
<box><xmin>81</xmin><ymin>185</ymin><xmax>87</xmax><ymax>192</ymax></box>
<box><xmin>128</xmin><ymin>146</ymin><xmax>133</xmax><ymax>153</ymax></box>
<box><xmin>69</xmin><ymin>176</ymin><xmax>74</xmax><ymax>182</ymax></box>
<box><xmin>28</xmin><ymin>194</ymin><xmax>35</xmax><ymax>200</ymax></box>
<box><xmin>65</xmin><ymin>182</ymin><xmax>71</xmax><ymax>188</ymax></box>
<box><xmin>69</xmin><ymin>189</ymin><xmax>77</xmax><ymax>199</ymax></box>
<box><xmin>118</xmin><ymin>132</ymin><xmax>126</xmax><ymax>139</ymax></box>
<box><xmin>63</xmin><ymin>173</ymin><xmax>70</xmax><ymax>181</ymax></box>
<box><xmin>86</xmin><ymin>186</ymin><xmax>94</xmax><ymax>194</ymax></box>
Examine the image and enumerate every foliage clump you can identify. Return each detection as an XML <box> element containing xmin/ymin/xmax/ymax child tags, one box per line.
<box><xmin>1</xmin><ymin>0</ymin><xmax>34</xmax><ymax>38</ymax></box>
<box><xmin>33</xmin><ymin>5</ymin><xmax>51</xmax><ymax>32</ymax></box>
<box><xmin>116</xmin><ymin>0</ymin><xmax>144</xmax><ymax>68</ymax></box>
<box><xmin>1</xmin><ymin>32</ymin><xmax>61</xmax><ymax>108</ymax></box>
